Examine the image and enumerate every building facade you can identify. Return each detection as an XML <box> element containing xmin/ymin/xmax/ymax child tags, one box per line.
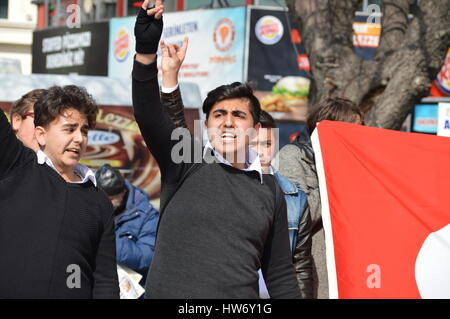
<box><xmin>0</xmin><ymin>0</ymin><xmax>37</xmax><ymax>74</ymax></box>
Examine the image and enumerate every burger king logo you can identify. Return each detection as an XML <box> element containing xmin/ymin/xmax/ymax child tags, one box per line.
<box><xmin>255</xmin><ymin>15</ymin><xmax>284</xmax><ymax>45</ymax></box>
<box><xmin>436</xmin><ymin>48</ymin><xmax>450</xmax><ymax>96</ymax></box>
<box><xmin>114</xmin><ymin>28</ymin><xmax>130</xmax><ymax>62</ymax></box>
<box><xmin>213</xmin><ymin>18</ymin><xmax>235</xmax><ymax>52</ymax></box>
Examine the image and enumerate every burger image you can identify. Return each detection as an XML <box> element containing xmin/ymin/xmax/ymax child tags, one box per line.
<box><xmin>261</xmin><ymin>76</ymin><xmax>310</xmax><ymax>112</ymax></box>
<box><xmin>272</xmin><ymin>76</ymin><xmax>310</xmax><ymax>106</ymax></box>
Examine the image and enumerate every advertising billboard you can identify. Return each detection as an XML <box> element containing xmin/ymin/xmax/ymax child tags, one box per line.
<box><xmin>108</xmin><ymin>7</ymin><xmax>246</xmax><ymax>101</ymax></box>
<box><xmin>246</xmin><ymin>7</ymin><xmax>310</xmax><ymax>122</ymax></box>
<box><xmin>435</xmin><ymin>48</ymin><xmax>450</xmax><ymax>96</ymax></box>
<box><xmin>32</xmin><ymin>22</ymin><xmax>109</xmax><ymax>76</ymax></box>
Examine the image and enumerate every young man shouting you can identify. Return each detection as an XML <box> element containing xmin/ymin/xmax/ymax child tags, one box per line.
<box><xmin>132</xmin><ymin>0</ymin><xmax>300</xmax><ymax>298</ymax></box>
<box><xmin>0</xmin><ymin>86</ymin><xmax>119</xmax><ymax>298</ymax></box>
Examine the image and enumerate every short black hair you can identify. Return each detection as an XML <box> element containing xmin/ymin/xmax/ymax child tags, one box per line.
<box><xmin>34</xmin><ymin>85</ymin><xmax>98</xmax><ymax>129</ymax></box>
<box><xmin>202</xmin><ymin>82</ymin><xmax>261</xmax><ymax>125</ymax></box>
<box><xmin>259</xmin><ymin>110</ymin><xmax>277</xmax><ymax>129</ymax></box>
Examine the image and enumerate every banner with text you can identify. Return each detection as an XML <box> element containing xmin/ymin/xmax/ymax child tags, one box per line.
<box><xmin>32</xmin><ymin>22</ymin><xmax>109</xmax><ymax>76</ymax></box>
<box><xmin>108</xmin><ymin>7</ymin><xmax>246</xmax><ymax>101</ymax></box>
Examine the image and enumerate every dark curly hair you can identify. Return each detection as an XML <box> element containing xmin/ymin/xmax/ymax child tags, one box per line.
<box><xmin>34</xmin><ymin>85</ymin><xmax>98</xmax><ymax>129</ymax></box>
<box><xmin>202</xmin><ymin>82</ymin><xmax>261</xmax><ymax>125</ymax></box>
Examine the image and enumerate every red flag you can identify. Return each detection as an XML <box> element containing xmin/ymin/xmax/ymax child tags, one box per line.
<box><xmin>311</xmin><ymin>121</ymin><xmax>450</xmax><ymax>298</ymax></box>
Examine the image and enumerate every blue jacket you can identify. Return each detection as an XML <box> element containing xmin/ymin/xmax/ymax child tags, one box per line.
<box><xmin>274</xmin><ymin>172</ymin><xmax>308</xmax><ymax>252</ymax></box>
<box><xmin>115</xmin><ymin>180</ymin><xmax>159</xmax><ymax>274</ymax></box>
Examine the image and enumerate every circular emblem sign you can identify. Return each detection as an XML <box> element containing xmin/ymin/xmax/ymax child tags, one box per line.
<box><xmin>114</xmin><ymin>28</ymin><xmax>130</xmax><ymax>62</ymax></box>
<box><xmin>255</xmin><ymin>15</ymin><xmax>284</xmax><ymax>45</ymax></box>
<box><xmin>213</xmin><ymin>18</ymin><xmax>235</xmax><ymax>52</ymax></box>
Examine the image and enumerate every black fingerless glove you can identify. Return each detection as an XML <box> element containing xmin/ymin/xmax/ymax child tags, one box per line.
<box><xmin>134</xmin><ymin>7</ymin><xmax>163</xmax><ymax>54</ymax></box>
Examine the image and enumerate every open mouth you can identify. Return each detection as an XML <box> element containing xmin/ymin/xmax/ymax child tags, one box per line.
<box><xmin>220</xmin><ymin>132</ymin><xmax>236</xmax><ymax>143</ymax></box>
<box><xmin>66</xmin><ymin>148</ymin><xmax>80</xmax><ymax>156</ymax></box>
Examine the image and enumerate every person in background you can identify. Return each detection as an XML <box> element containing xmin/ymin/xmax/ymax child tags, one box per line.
<box><xmin>10</xmin><ymin>89</ymin><xmax>46</xmax><ymax>152</ymax></box>
<box><xmin>0</xmin><ymin>85</ymin><xmax>119</xmax><ymax>298</ymax></box>
<box><xmin>254</xmin><ymin>110</ymin><xmax>313</xmax><ymax>298</ymax></box>
<box><xmin>277</xmin><ymin>97</ymin><xmax>365</xmax><ymax>298</ymax></box>
<box><xmin>95</xmin><ymin>164</ymin><xmax>159</xmax><ymax>282</ymax></box>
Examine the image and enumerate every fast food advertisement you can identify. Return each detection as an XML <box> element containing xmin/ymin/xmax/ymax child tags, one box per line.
<box><xmin>434</xmin><ymin>48</ymin><xmax>450</xmax><ymax>96</ymax></box>
<box><xmin>246</xmin><ymin>7</ymin><xmax>310</xmax><ymax>121</ymax></box>
<box><xmin>352</xmin><ymin>13</ymin><xmax>381</xmax><ymax>60</ymax></box>
<box><xmin>108</xmin><ymin>7</ymin><xmax>246</xmax><ymax>100</ymax></box>
<box><xmin>79</xmin><ymin>105</ymin><xmax>161</xmax><ymax>199</ymax></box>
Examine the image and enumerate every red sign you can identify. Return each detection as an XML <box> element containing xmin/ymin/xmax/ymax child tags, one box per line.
<box><xmin>297</xmin><ymin>54</ymin><xmax>310</xmax><ymax>71</ymax></box>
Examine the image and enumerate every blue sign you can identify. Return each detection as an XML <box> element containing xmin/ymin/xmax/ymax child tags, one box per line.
<box><xmin>413</xmin><ymin>104</ymin><xmax>438</xmax><ymax>134</ymax></box>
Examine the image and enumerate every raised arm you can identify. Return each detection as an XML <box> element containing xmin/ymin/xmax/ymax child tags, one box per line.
<box><xmin>132</xmin><ymin>0</ymin><xmax>187</xmax><ymax>184</ymax></box>
<box><xmin>0</xmin><ymin>108</ymin><xmax>34</xmax><ymax>180</ymax></box>
<box><xmin>160</xmin><ymin>38</ymin><xmax>189</xmax><ymax>129</ymax></box>
<box><xmin>161</xmin><ymin>86</ymin><xmax>187</xmax><ymax>129</ymax></box>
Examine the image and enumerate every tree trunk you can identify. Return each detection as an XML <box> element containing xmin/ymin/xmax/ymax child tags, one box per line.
<box><xmin>286</xmin><ymin>0</ymin><xmax>450</xmax><ymax>129</ymax></box>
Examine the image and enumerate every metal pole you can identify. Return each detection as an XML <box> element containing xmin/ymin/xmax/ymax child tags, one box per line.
<box><xmin>44</xmin><ymin>0</ymin><xmax>49</xmax><ymax>27</ymax></box>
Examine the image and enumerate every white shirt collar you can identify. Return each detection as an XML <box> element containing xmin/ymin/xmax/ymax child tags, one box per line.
<box><xmin>203</xmin><ymin>140</ymin><xmax>264</xmax><ymax>184</ymax></box>
<box><xmin>36</xmin><ymin>149</ymin><xmax>97</xmax><ymax>186</ymax></box>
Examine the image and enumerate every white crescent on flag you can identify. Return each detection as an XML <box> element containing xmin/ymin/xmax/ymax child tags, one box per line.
<box><xmin>311</xmin><ymin>121</ymin><xmax>450</xmax><ymax>299</ymax></box>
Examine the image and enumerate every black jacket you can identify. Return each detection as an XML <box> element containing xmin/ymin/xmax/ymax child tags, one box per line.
<box><xmin>293</xmin><ymin>204</ymin><xmax>313</xmax><ymax>297</ymax></box>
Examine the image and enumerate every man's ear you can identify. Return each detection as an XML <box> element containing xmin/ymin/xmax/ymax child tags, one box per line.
<box><xmin>34</xmin><ymin>126</ymin><xmax>46</xmax><ymax>148</ymax></box>
<box><xmin>11</xmin><ymin>114</ymin><xmax>22</xmax><ymax>132</ymax></box>
<box><xmin>254</xmin><ymin>122</ymin><xmax>261</xmax><ymax>132</ymax></box>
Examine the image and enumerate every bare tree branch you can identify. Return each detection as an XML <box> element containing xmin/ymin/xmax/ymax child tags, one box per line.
<box><xmin>287</xmin><ymin>0</ymin><xmax>360</xmax><ymax>104</ymax></box>
<box><xmin>366</xmin><ymin>0</ymin><xmax>450</xmax><ymax>128</ymax></box>
<box><xmin>288</xmin><ymin>0</ymin><xmax>449</xmax><ymax>129</ymax></box>
<box><xmin>375</xmin><ymin>0</ymin><xmax>414</xmax><ymax>60</ymax></box>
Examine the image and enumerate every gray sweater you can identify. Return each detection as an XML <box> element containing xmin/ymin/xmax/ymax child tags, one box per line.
<box><xmin>132</xmin><ymin>59</ymin><xmax>301</xmax><ymax>299</ymax></box>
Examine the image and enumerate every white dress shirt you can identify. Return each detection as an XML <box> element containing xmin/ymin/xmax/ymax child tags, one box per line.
<box><xmin>203</xmin><ymin>140</ymin><xmax>264</xmax><ymax>184</ymax></box>
<box><xmin>37</xmin><ymin>149</ymin><xmax>97</xmax><ymax>186</ymax></box>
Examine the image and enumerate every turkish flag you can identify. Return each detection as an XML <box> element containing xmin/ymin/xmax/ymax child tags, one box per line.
<box><xmin>311</xmin><ymin>121</ymin><xmax>450</xmax><ymax>299</ymax></box>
